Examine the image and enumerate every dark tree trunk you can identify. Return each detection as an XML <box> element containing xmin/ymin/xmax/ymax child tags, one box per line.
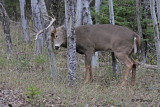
<box><xmin>136</xmin><ymin>0</ymin><xmax>146</xmax><ymax>63</ymax></box>
<box><xmin>0</xmin><ymin>2</ymin><xmax>13</xmax><ymax>59</ymax></box>
<box><xmin>109</xmin><ymin>0</ymin><xmax>117</xmax><ymax>78</ymax></box>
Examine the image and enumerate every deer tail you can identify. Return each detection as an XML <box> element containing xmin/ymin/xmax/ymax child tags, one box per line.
<box><xmin>134</xmin><ymin>33</ymin><xmax>141</xmax><ymax>54</ymax></box>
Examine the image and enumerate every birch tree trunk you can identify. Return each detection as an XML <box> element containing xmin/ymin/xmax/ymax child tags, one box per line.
<box><xmin>95</xmin><ymin>0</ymin><xmax>101</xmax><ymax>24</ymax></box>
<box><xmin>38</xmin><ymin>0</ymin><xmax>57</xmax><ymax>78</ymax></box>
<box><xmin>136</xmin><ymin>0</ymin><xmax>146</xmax><ymax>63</ymax></box>
<box><xmin>31</xmin><ymin>0</ymin><xmax>44</xmax><ymax>54</ymax></box>
<box><xmin>81</xmin><ymin>0</ymin><xmax>99</xmax><ymax>69</ymax></box>
<box><xmin>109</xmin><ymin>0</ymin><xmax>117</xmax><ymax>77</ymax></box>
<box><xmin>82</xmin><ymin>0</ymin><xmax>92</xmax><ymax>25</ymax></box>
<box><xmin>95</xmin><ymin>0</ymin><xmax>101</xmax><ymax>13</ymax></box>
<box><xmin>0</xmin><ymin>2</ymin><xmax>13</xmax><ymax>59</ymax></box>
<box><xmin>150</xmin><ymin>0</ymin><xmax>160</xmax><ymax>71</ymax></box>
<box><xmin>75</xmin><ymin>0</ymin><xmax>82</xmax><ymax>26</ymax></box>
<box><xmin>157</xmin><ymin>0</ymin><xmax>160</xmax><ymax>25</ymax></box>
<box><xmin>65</xmin><ymin>0</ymin><xmax>77</xmax><ymax>86</ymax></box>
<box><xmin>19</xmin><ymin>0</ymin><xmax>30</xmax><ymax>43</ymax></box>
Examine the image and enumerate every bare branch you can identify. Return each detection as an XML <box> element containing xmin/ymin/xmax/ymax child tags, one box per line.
<box><xmin>35</xmin><ymin>14</ymin><xmax>56</xmax><ymax>40</ymax></box>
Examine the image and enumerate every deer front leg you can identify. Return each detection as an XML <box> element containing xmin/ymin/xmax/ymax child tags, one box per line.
<box><xmin>84</xmin><ymin>52</ymin><xmax>93</xmax><ymax>83</ymax></box>
<box><xmin>84</xmin><ymin>64</ymin><xmax>90</xmax><ymax>83</ymax></box>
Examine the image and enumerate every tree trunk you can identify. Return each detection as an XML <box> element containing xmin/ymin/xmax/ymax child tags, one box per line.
<box><xmin>82</xmin><ymin>0</ymin><xmax>92</xmax><ymax>25</ymax></box>
<box><xmin>109</xmin><ymin>0</ymin><xmax>117</xmax><ymax>77</ymax></box>
<box><xmin>150</xmin><ymin>0</ymin><xmax>160</xmax><ymax>71</ymax></box>
<box><xmin>38</xmin><ymin>0</ymin><xmax>57</xmax><ymax>78</ymax></box>
<box><xmin>19</xmin><ymin>0</ymin><xmax>30</xmax><ymax>43</ymax></box>
<box><xmin>0</xmin><ymin>2</ymin><xmax>13</xmax><ymax>59</ymax></box>
<box><xmin>95</xmin><ymin>0</ymin><xmax>101</xmax><ymax>24</ymax></box>
<box><xmin>82</xmin><ymin>0</ymin><xmax>99</xmax><ymax>69</ymax></box>
<box><xmin>65</xmin><ymin>0</ymin><xmax>77</xmax><ymax>86</ymax></box>
<box><xmin>95</xmin><ymin>0</ymin><xmax>101</xmax><ymax>13</ymax></box>
<box><xmin>157</xmin><ymin>0</ymin><xmax>160</xmax><ymax>25</ymax></box>
<box><xmin>109</xmin><ymin>0</ymin><xmax>115</xmax><ymax>24</ymax></box>
<box><xmin>136</xmin><ymin>0</ymin><xmax>146</xmax><ymax>63</ymax></box>
<box><xmin>75</xmin><ymin>0</ymin><xmax>82</xmax><ymax>26</ymax></box>
<box><xmin>31</xmin><ymin>0</ymin><xmax>44</xmax><ymax>54</ymax></box>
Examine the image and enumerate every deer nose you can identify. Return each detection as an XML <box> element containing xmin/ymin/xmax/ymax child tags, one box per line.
<box><xmin>55</xmin><ymin>46</ymin><xmax>60</xmax><ymax>50</ymax></box>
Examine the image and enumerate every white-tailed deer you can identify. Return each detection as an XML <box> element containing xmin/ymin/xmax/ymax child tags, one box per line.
<box><xmin>36</xmin><ymin>16</ymin><xmax>140</xmax><ymax>87</ymax></box>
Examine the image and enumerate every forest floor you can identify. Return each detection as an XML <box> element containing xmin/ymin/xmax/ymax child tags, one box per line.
<box><xmin>0</xmin><ymin>24</ymin><xmax>160</xmax><ymax>107</ymax></box>
<box><xmin>0</xmin><ymin>66</ymin><xmax>159</xmax><ymax>107</ymax></box>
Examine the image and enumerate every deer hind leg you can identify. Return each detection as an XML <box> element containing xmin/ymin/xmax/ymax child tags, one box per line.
<box><xmin>129</xmin><ymin>55</ymin><xmax>137</xmax><ymax>86</ymax></box>
<box><xmin>84</xmin><ymin>51</ymin><xmax>93</xmax><ymax>83</ymax></box>
<box><xmin>115</xmin><ymin>53</ymin><xmax>133</xmax><ymax>87</ymax></box>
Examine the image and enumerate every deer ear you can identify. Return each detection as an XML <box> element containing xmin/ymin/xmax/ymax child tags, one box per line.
<box><xmin>51</xmin><ymin>32</ymin><xmax>55</xmax><ymax>42</ymax></box>
<box><xmin>51</xmin><ymin>28</ymin><xmax>56</xmax><ymax>35</ymax></box>
<box><xmin>51</xmin><ymin>29</ymin><xmax>56</xmax><ymax>40</ymax></box>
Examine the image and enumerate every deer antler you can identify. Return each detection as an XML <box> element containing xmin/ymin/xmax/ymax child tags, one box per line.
<box><xmin>35</xmin><ymin>14</ymin><xmax>56</xmax><ymax>40</ymax></box>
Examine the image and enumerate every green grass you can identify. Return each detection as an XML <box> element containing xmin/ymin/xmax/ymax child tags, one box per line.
<box><xmin>0</xmin><ymin>24</ymin><xmax>160</xmax><ymax>106</ymax></box>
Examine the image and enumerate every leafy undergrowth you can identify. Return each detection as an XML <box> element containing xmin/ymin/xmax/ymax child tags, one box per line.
<box><xmin>0</xmin><ymin>24</ymin><xmax>160</xmax><ymax>107</ymax></box>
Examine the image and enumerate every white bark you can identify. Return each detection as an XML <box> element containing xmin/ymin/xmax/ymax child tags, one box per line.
<box><xmin>31</xmin><ymin>0</ymin><xmax>44</xmax><ymax>54</ymax></box>
<box><xmin>75</xmin><ymin>0</ymin><xmax>82</xmax><ymax>26</ymax></box>
<box><xmin>150</xmin><ymin>0</ymin><xmax>160</xmax><ymax>71</ymax></box>
<box><xmin>82</xmin><ymin>0</ymin><xmax>92</xmax><ymax>25</ymax></box>
<box><xmin>0</xmin><ymin>3</ymin><xmax>13</xmax><ymax>59</ymax></box>
<box><xmin>157</xmin><ymin>0</ymin><xmax>160</xmax><ymax>25</ymax></box>
<box><xmin>109</xmin><ymin>0</ymin><xmax>115</xmax><ymax>24</ymax></box>
<box><xmin>19</xmin><ymin>0</ymin><xmax>30</xmax><ymax>43</ymax></box>
<box><xmin>95</xmin><ymin>0</ymin><xmax>101</xmax><ymax>24</ymax></box>
<box><xmin>95</xmin><ymin>0</ymin><xmax>101</xmax><ymax>13</ymax></box>
<box><xmin>38</xmin><ymin>0</ymin><xmax>57</xmax><ymax>78</ymax></box>
<box><xmin>65</xmin><ymin>0</ymin><xmax>77</xmax><ymax>86</ymax></box>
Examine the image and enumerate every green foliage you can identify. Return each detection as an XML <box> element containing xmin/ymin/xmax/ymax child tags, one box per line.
<box><xmin>91</xmin><ymin>0</ymin><xmax>154</xmax><ymax>37</ymax></box>
<box><xmin>4</xmin><ymin>0</ymin><xmax>20</xmax><ymax>20</ymax></box>
<box><xmin>25</xmin><ymin>85</ymin><xmax>42</xmax><ymax>105</ymax></box>
<box><xmin>91</xmin><ymin>0</ymin><xmax>110</xmax><ymax>24</ymax></box>
<box><xmin>91</xmin><ymin>0</ymin><xmax>137</xmax><ymax>30</ymax></box>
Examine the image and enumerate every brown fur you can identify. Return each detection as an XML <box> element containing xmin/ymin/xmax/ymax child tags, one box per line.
<box><xmin>52</xmin><ymin>24</ymin><xmax>140</xmax><ymax>87</ymax></box>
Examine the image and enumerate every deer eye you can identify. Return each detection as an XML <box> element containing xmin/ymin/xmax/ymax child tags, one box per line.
<box><xmin>55</xmin><ymin>35</ymin><xmax>58</xmax><ymax>38</ymax></box>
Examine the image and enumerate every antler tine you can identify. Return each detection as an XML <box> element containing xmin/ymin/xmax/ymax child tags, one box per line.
<box><xmin>35</xmin><ymin>14</ymin><xmax>56</xmax><ymax>40</ymax></box>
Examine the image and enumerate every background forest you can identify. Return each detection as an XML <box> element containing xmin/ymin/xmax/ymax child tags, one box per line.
<box><xmin>0</xmin><ymin>0</ymin><xmax>160</xmax><ymax>107</ymax></box>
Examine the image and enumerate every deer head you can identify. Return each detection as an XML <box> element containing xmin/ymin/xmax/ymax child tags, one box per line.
<box><xmin>51</xmin><ymin>25</ymin><xmax>67</xmax><ymax>50</ymax></box>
